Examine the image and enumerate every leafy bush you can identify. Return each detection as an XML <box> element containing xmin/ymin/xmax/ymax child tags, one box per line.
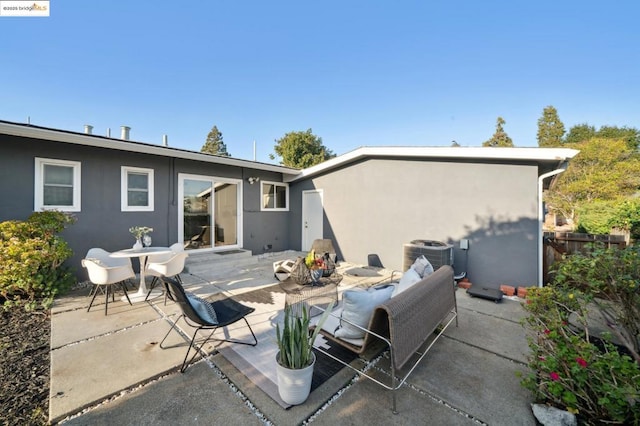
<box><xmin>576</xmin><ymin>200</ymin><xmax>620</xmax><ymax>235</ymax></box>
<box><xmin>608</xmin><ymin>199</ymin><xmax>640</xmax><ymax>241</ymax></box>
<box><xmin>576</xmin><ymin>198</ymin><xmax>640</xmax><ymax>241</ymax></box>
<box><xmin>0</xmin><ymin>211</ymin><xmax>76</xmax><ymax>310</ymax></box>
<box><xmin>552</xmin><ymin>244</ymin><xmax>640</xmax><ymax>356</ymax></box>
<box><xmin>522</xmin><ymin>286</ymin><xmax>640</xmax><ymax>424</ymax></box>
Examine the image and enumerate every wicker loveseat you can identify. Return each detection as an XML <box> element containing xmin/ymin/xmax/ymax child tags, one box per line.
<box><xmin>312</xmin><ymin>264</ymin><xmax>458</xmax><ymax>413</ymax></box>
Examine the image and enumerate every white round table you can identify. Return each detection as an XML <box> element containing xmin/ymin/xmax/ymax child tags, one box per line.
<box><xmin>111</xmin><ymin>247</ymin><xmax>172</xmax><ymax>303</ymax></box>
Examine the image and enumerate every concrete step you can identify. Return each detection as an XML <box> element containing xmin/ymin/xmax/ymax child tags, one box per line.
<box><xmin>184</xmin><ymin>249</ymin><xmax>302</xmax><ymax>277</ymax></box>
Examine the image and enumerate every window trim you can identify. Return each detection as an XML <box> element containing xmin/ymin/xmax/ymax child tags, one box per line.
<box><xmin>121</xmin><ymin>166</ymin><xmax>154</xmax><ymax>212</ymax></box>
<box><xmin>34</xmin><ymin>157</ymin><xmax>81</xmax><ymax>212</ymax></box>
<box><xmin>260</xmin><ymin>180</ymin><xmax>289</xmax><ymax>211</ymax></box>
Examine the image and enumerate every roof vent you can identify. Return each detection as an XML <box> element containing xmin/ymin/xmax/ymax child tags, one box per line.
<box><xmin>84</xmin><ymin>124</ymin><xmax>93</xmax><ymax>134</ymax></box>
<box><xmin>120</xmin><ymin>126</ymin><xmax>130</xmax><ymax>140</ymax></box>
<box><xmin>162</xmin><ymin>134</ymin><xmax>168</xmax><ymax>146</ymax></box>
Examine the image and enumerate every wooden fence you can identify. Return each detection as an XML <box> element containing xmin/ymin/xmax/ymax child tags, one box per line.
<box><xmin>543</xmin><ymin>231</ymin><xmax>627</xmax><ymax>284</ymax></box>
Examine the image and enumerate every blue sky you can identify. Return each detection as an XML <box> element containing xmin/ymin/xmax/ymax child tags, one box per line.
<box><xmin>2</xmin><ymin>1</ymin><xmax>639</xmax><ymax>163</ymax></box>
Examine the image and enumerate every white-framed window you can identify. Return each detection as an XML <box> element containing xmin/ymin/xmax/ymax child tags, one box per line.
<box><xmin>121</xmin><ymin>166</ymin><xmax>154</xmax><ymax>211</ymax></box>
<box><xmin>261</xmin><ymin>181</ymin><xmax>289</xmax><ymax>211</ymax></box>
<box><xmin>34</xmin><ymin>158</ymin><xmax>81</xmax><ymax>211</ymax></box>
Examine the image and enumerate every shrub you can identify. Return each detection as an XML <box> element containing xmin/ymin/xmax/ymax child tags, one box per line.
<box><xmin>522</xmin><ymin>286</ymin><xmax>640</xmax><ymax>424</ymax></box>
<box><xmin>0</xmin><ymin>211</ymin><xmax>76</xmax><ymax>310</ymax></box>
<box><xmin>552</xmin><ymin>244</ymin><xmax>640</xmax><ymax>357</ymax></box>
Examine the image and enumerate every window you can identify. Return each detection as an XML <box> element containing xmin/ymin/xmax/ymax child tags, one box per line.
<box><xmin>261</xmin><ymin>181</ymin><xmax>289</xmax><ymax>211</ymax></box>
<box><xmin>121</xmin><ymin>166</ymin><xmax>154</xmax><ymax>211</ymax></box>
<box><xmin>34</xmin><ymin>158</ymin><xmax>81</xmax><ymax>211</ymax></box>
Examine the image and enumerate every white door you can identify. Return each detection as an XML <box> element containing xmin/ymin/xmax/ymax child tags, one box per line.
<box><xmin>302</xmin><ymin>189</ymin><xmax>323</xmax><ymax>251</ymax></box>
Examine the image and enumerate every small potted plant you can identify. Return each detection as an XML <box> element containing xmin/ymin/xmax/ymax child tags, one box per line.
<box><xmin>129</xmin><ymin>226</ymin><xmax>153</xmax><ymax>250</ymax></box>
<box><xmin>275</xmin><ymin>301</ymin><xmax>334</xmax><ymax>405</ymax></box>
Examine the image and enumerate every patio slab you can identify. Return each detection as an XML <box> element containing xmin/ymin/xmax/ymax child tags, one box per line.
<box><xmin>49</xmin><ymin>317</ymin><xmax>186</xmax><ymax>424</ymax></box>
<box><xmin>448</xmin><ymin>295</ymin><xmax>530</xmax><ymax>364</ymax></box>
<box><xmin>61</xmin><ymin>363</ymin><xmax>264</xmax><ymax>426</ymax></box>
<box><xmin>50</xmin><ymin>259</ymin><xmax>538</xmax><ymax>425</ymax></box>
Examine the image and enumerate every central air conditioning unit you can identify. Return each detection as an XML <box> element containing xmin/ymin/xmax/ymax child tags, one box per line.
<box><xmin>403</xmin><ymin>240</ymin><xmax>454</xmax><ymax>271</ymax></box>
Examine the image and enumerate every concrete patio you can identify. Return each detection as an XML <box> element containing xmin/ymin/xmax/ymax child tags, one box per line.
<box><xmin>50</xmin><ymin>251</ymin><xmax>536</xmax><ymax>425</ymax></box>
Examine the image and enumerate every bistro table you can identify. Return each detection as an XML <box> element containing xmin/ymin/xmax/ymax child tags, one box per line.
<box><xmin>111</xmin><ymin>246</ymin><xmax>172</xmax><ymax>303</ymax></box>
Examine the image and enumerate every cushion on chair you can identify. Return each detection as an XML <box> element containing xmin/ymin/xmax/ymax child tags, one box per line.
<box><xmin>186</xmin><ymin>292</ymin><xmax>219</xmax><ymax>325</ymax></box>
<box><xmin>334</xmin><ymin>284</ymin><xmax>394</xmax><ymax>339</ymax></box>
<box><xmin>392</xmin><ymin>267</ymin><xmax>421</xmax><ymax>297</ymax></box>
<box><xmin>411</xmin><ymin>255</ymin><xmax>434</xmax><ymax>278</ymax></box>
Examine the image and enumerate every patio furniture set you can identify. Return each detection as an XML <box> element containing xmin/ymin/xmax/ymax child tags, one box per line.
<box><xmin>80</xmin><ymin>238</ymin><xmax>458</xmax><ymax>412</ymax></box>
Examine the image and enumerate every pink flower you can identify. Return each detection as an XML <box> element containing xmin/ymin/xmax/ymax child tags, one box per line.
<box><xmin>550</xmin><ymin>372</ymin><xmax>560</xmax><ymax>381</ymax></box>
<box><xmin>576</xmin><ymin>357</ymin><xmax>588</xmax><ymax>368</ymax></box>
<box><xmin>544</xmin><ymin>329</ymin><xmax>551</xmax><ymax>335</ymax></box>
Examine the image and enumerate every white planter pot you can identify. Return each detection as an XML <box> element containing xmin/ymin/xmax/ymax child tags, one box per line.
<box><xmin>276</xmin><ymin>352</ymin><xmax>315</xmax><ymax>405</ymax></box>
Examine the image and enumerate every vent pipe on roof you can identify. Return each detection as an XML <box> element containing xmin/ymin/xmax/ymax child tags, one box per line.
<box><xmin>106</xmin><ymin>128</ymin><xmax>111</xmax><ymax>137</ymax></box>
<box><xmin>84</xmin><ymin>125</ymin><xmax>93</xmax><ymax>134</ymax></box>
<box><xmin>162</xmin><ymin>134</ymin><xmax>168</xmax><ymax>146</ymax></box>
<box><xmin>120</xmin><ymin>126</ymin><xmax>131</xmax><ymax>140</ymax></box>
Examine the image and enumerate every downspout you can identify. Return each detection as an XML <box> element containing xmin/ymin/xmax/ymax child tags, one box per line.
<box><xmin>537</xmin><ymin>163</ymin><xmax>568</xmax><ymax>287</ymax></box>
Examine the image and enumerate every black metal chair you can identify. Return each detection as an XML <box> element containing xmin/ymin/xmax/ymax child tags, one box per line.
<box><xmin>159</xmin><ymin>277</ymin><xmax>258</xmax><ymax>373</ymax></box>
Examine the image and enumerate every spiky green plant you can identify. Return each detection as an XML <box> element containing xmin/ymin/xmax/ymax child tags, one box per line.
<box><xmin>276</xmin><ymin>302</ymin><xmax>334</xmax><ymax>369</ymax></box>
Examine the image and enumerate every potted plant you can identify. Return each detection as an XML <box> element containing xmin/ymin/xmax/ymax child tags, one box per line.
<box><xmin>275</xmin><ymin>301</ymin><xmax>334</xmax><ymax>405</ymax></box>
<box><xmin>129</xmin><ymin>226</ymin><xmax>153</xmax><ymax>250</ymax></box>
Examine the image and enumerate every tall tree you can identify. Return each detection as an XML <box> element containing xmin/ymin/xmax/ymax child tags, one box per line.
<box><xmin>596</xmin><ymin>125</ymin><xmax>640</xmax><ymax>150</ymax></box>
<box><xmin>564</xmin><ymin>123</ymin><xmax>596</xmax><ymax>145</ymax></box>
<box><xmin>201</xmin><ymin>125</ymin><xmax>231</xmax><ymax>157</ymax></box>
<box><xmin>482</xmin><ymin>117</ymin><xmax>514</xmax><ymax>147</ymax></box>
<box><xmin>270</xmin><ymin>129</ymin><xmax>335</xmax><ymax>168</ymax></box>
<box><xmin>564</xmin><ymin>124</ymin><xmax>640</xmax><ymax>149</ymax></box>
<box><xmin>537</xmin><ymin>106</ymin><xmax>565</xmax><ymax>147</ymax></box>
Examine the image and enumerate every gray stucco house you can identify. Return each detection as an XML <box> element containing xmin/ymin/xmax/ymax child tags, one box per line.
<box><xmin>0</xmin><ymin>120</ymin><xmax>578</xmax><ymax>288</ymax></box>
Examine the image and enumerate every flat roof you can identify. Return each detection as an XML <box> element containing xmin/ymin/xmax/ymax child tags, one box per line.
<box><xmin>285</xmin><ymin>146</ymin><xmax>580</xmax><ymax>182</ymax></box>
<box><xmin>1</xmin><ymin>120</ymin><xmax>579</xmax><ymax>182</ymax></box>
<box><xmin>0</xmin><ymin>120</ymin><xmax>300</xmax><ymax>176</ymax></box>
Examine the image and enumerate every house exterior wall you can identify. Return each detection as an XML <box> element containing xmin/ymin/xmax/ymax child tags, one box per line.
<box><xmin>0</xmin><ymin>134</ymin><xmax>290</xmax><ymax>280</ymax></box>
<box><xmin>289</xmin><ymin>157</ymin><xmax>540</xmax><ymax>288</ymax></box>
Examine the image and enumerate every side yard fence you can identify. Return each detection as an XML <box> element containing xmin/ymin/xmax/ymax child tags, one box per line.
<box><xmin>543</xmin><ymin>231</ymin><xmax>627</xmax><ymax>284</ymax></box>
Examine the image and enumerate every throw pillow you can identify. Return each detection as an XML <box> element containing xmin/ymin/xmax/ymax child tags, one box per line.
<box><xmin>186</xmin><ymin>292</ymin><xmax>218</xmax><ymax>325</ymax></box>
<box><xmin>412</xmin><ymin>255</ymin><xmax>434</xmax><ymax>278</ymax></box>
<box><xmin>334</xmin><ymin>284</ymin><xmax>394</xmax><ymax>339</ymax></box>
<box><xmin>393</xmin><ymin>267</ymin><xmax>421</xmax><ymax>297</ymax></box>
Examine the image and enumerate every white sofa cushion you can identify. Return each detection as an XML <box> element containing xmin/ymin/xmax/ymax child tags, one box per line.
<box><xmin>412</xmin><ymin>255</ymin><xmax>434</xmax><ymax>278</ymax></box>
<box><xmin>392</xmin><ymin>267</ymin><xmax>421</xmax><ymax>297</ymax></box>
<box><xmin>334</xmin><ymin>284</ymin><xmax>394</xmax><ymax>339</ymax></box>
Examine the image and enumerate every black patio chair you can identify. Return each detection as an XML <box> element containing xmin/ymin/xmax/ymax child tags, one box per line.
<box><xmin>159</xmin><ymin>277</ymin><xmax>258</xmax><ymax>373</ymax></box>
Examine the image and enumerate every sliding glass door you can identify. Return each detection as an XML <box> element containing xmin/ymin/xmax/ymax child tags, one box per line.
<box><xmin>179</xmin><ymin>174</ymin><xmax>241</xmax><ymax>250</ymax></box>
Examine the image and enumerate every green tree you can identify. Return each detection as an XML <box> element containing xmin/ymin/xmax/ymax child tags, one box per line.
<box><xmin>270</xmin><ymin>129</ymin><xmax>335</xmax><ymax>168</ymax></box>
<box><xmin>565</xmin><ymin>124</ymin><xmax>640</xmax><ymax>149</ymax></box>
<box><xmin>564</xmin><ymin>123</ymin><xmax>597</xmax><ymax>145</ymax></box>
<box><xmin>482</xmin><ymin>117</ymin><xmax>514</xmax><ymax>147</ymax></box>
<box><xmin>545</xmin><ymin>137</ymin><xmax>640</xmax><ymax>226</ymax></box>
<box><xmin>201</xmin><ymin>125</ymin><xmax>231</xmax><ymax>157</ymax></box>
<box><xmin>597</xmin><ymin>125</ymin><xmax>640</xmax><ymax>150</ymax></box>
<box><xmin>536</xmin><ymin>106</ymin><xmax>565</xmax><ymax>147</ymax></box>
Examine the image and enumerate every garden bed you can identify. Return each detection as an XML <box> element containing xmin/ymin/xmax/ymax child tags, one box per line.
<box><xmin>0</xmin><ymin>303</ymin><xmax>50</xmax><ymax>425</ymax></box>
